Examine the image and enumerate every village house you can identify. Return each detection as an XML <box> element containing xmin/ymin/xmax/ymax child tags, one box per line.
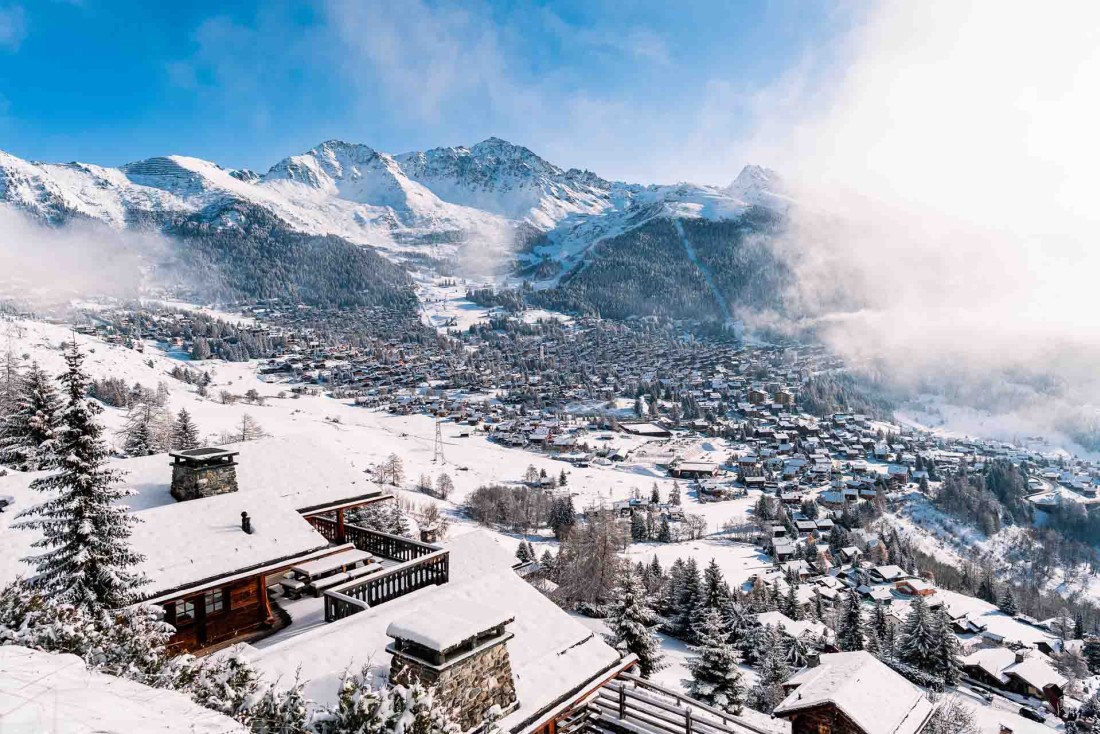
<box><xmin>774</xmin><ymin>652</ymin><xmax>934</xmax><ymax>734</ymax></box>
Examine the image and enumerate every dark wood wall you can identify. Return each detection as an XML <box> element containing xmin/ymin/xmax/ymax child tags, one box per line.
<box><xmin>785</xmin><ymin>704</ymin><xmax>866</xmax><ymax>734</ymax></box>
<box><xmin>163</xmin><ymin>575</ymin><xmax>270</xmax><ymax>653</ymax></box>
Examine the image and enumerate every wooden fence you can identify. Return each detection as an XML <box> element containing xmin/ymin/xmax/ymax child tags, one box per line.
<box><xmin>587</xmin><ymin>673</ymin><xmax>776</xmax><ymax>734</ymax></box>
<box><xmin>324</xmin><ymin>550</ymin><xmax>450</xmax><ymax>622</ymax></box>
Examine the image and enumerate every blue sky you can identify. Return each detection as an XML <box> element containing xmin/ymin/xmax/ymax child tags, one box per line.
<box><xmin>0</xmin><ymin>0</ymin><xmax>854</xmax><ymax>183</ymax></box>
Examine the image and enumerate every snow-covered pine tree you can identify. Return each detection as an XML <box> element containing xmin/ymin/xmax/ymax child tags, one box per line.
<box><xmin>675</xmin><ymin>558</ymin><xmax>703</xmax><ymax>641</ymax></box>
<box><xmin>837</xmin><ymin>587</ymin><xmax>864</xmax><ymax>651</ymax></box>
<box><xmin>0</xmin><ymin>360</ymin><xmax>62</xmax><ymax>471</ymax></box>
<box><xmin>746</xmin><ymin>625</ymin><xmax>792</xmax><ymax>714</ymax></box>
<box><xmin>631</xmin><ymin>511</ymin><xmax>647</xmax><ymax>542</ymax></box>
<box><xmin>172</xmin><ymin>407</ymin><xmax>200</xmax><ymax>450</ymax></box>
<box><xmin>604</xmin><ymin>569</ymin><xmax>664</xmax><ymax>678</ymax></box>
<box><xmin>687</xmin><ymin>607</ymin><xmax>744</xmax><ymax>714</ymax></box>
<box><xmin>657</xmin><ymin>515</ymin><xmax>672</xmax><ymax>543</ymax></box>
<box><xmin>998</xmin><ymin>587</ymin><xmax>1019</xmax><ymax>616</ymax></box>
<box><xmin>934</xmin><ymin>607</ymin><xmax>962</xmax><ymax>686</ymax></box>
<box><xmin>388</xmin><ymin>501</ymin><xmax>411</xmax><ymax>537</ymax></box>
<box><xmin>249</xmin><ymin>675</ymin><xmax>311</xmax><ymax>734</ymax></box>
<box><xmin>516</xmin><ymin>542</ymin><xmax>532</xmax><ymax>563</ymax></box>
<box><xmin>898</xmin><ymin>594</ymin><xmax>938</xmax><ymax>672</ymax></box>
<box><xmin>14</xmin><ymin>343</ymin><xmax>146</xmax><ymax>612</ymax></box>
<box><xmin>658</xmin><ymin>559</ymin><xmax>685</xmax><ymax>618</ymax></box>
<box><xmin>124</xmin><ymin>416</ymin><xmax>155</xmax><ymax>457</ymax></box>
<box><xmin>669</xmin><ymin>481</ymin><xmax>681</xmax><ymax>506</ymax></box>
<box><xmin>784</xmin><ymin>583</ymin><xmax>801</xmax><ymax>621</ymax></box>
<box><xmin>701</xmin><ymin>559</ymin><xmax>730</xmax><ymax>612</ymax></box>
<box><xmin>871</xmin><ymin>601</ymin><xmax>890</xmax><ymax>642</ymax></box>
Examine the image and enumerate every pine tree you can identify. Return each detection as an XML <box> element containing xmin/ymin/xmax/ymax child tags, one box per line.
<box><xmin>659</xmin><ymin>559</ymin><xmax>685</xmax><ymax>618</ymax></box>
<box><xmin>650</xmin><ymin>483</ymin><xmax>661</xmax><ymax>504</ymax></box>
<box><xmin>669</xmin><ymin>481</ymin><xmax>681</xmax><ymax>506</ymax></box>
<box><xmin>171</xmin><ymin>407</ymin><xmax>200</xmax><ymax>450</ymax></box>
<box><xmin>998</xmin><ymin>587</ymin><xmax>1019</xmax><ymax>616</ymax></box>
<box><xmin>14</xmin><ymin>344</ymin><xmax>146</xmax><ymax>612</ymax></box>
<box><xmin>1074</xmin><ymin>610</ymin><xmax>1086</xmax><ymax>640</ymax></box>
<box><xmin>605</xmin><ymin>569</ymin><xmax>665</xmax><ymax>678</ymax></box>
<box><xmin>658</xmin><ymin>515</ymin><xmax>672</xmax><ymax>543</ymax></box>
<box><xmin>516</xmin><ymin>542</ymin><xmax>533</xmax><ymax>563</ymax></box>
<box><xmin>701</xmin><ymin>559</ymin><xmax>729</xmax><ymax>611</ymax></box>
<box><xmin>813</xmin><ymin>588</ymin><xmax>825</xmax><ymax>621</ymax></box>
<box><xmin>784</xmin><ymin>583</ymin><xmax>802</xmax><ymax>621</ymax></box>
<box><xmin>747</xmin><ymin>626</ymin><xmax>792</xmax><ymax>714</ymax></box>
<box><xmin>898</xmin><ymin>595</ymin><xmax>938</xmax><ymax>672</ymax></box>
<box><xmin>871</xmin><ymin>602</ymin><xmax>890</xmax><ymax>643</ymax></box>
<box><xmin>1084</xmin><ymin>637</ymin><xmax>1100</xmax><ymax>674</ymax></box>
<box><xmin>249</xmin><ymin>675</ymin><xmax>311</xmax><ymax>734</ymax></box>
<box><xmin>837</xmin><ymin>587</ymin><xmax>864</xmax><ymax>651</ymax></box>
<box><xmin>688</xmin><ymin>607</ymin><xmax>744</xmax><ymax>713</ymax></box>
<box><xmin>631</xmin><ymin>511</ymin><xmax>647</xmax><ymax>542</ymax></box>
<box><xmin>933</xmin><ymin>607</ymin><xmax>962</xmax><ymax>686</ymax></box>
<box><xmin>387</xmin><ymin>501</ymin><xmax>410</xmax><ymax>537</ymax></box>
<box><xmin>675</xmin><ymin>559</ymin><xmax>703</xmax><ymax>641</ymax></box>
<box><xmin>0</xmin><ymin>360</ymin><xmax>62</xmax><ymax>471</ymax></box>
<box><xmin>124</xmin><ymin>416</ymin><xmax>155</xmax><ymax>457</ymax></box>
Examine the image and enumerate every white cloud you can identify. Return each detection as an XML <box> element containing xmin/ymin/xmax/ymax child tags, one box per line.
<box><xmin>737</xmin><ymin>0</ymin><xmax>1100</xmax><ymax>445</ymax></box>
<box><xmin>0</xmin><ymin>4</ymin><xmax>27</xmax><ymax>52</ymax></box>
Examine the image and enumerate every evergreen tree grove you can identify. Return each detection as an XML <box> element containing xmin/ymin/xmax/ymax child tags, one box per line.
<box><xmin>14</xmin><ymin>344</ymin><xmax>146</xmax><ymax>612</ymax></box>
<box><xmin>687</xmin><ymin>607</ymin><xmax>744</xmax><ymax>714</ymax></box>
<box><xmin>605</xmin><ymin>568</ymin><xmax>665</xmax><ymax>678</ymax></box>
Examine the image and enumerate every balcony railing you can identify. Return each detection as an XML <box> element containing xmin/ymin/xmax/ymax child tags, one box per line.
<box><xmin>305</xmin><ymin>516</ymin><xmax>439</xmax><ymax>562</ymax></box>
<box><xmin>324</xmin><ymin>550</ymin><xmax>450</xmax><ymax>622</ymax></box>
<box><xmin>303</xmin><ymin>517</ymin><xmax>450</xmax><ymax>623</ymax></box>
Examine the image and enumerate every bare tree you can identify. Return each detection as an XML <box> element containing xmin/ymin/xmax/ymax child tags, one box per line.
<box><xmin>436</xmin><ymin>472</ymin><xmax>454</xmax><ymax>500</ymax></box>
<box><xmin>237</xmin><ymin>413</ymin><xmax>265</xmax><ymax>442</ymax></box>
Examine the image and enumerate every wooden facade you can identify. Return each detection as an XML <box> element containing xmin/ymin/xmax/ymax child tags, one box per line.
<box><xmin>162</xmin><ymin>574</ymin><xmax>272</xmax><ymax>653</ymax></box>
<box><xmin>782</xmin><ymin>704</ymin><xmax>865</xmax><ymax>734</ymax></box>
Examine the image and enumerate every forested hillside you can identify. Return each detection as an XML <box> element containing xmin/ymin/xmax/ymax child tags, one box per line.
<box><xmin>161</xmin><ymin>202</ymin><xmax>417</xmax><ymax>311</ymax></box>
<box><xmin>527</xmin><ymin>210</ymin><xmax>789</xmax><ymax>323</ymax></box>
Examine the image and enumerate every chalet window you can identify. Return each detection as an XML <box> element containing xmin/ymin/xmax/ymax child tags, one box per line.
<box><xmin>174</xmin><ymin>598</ymin><xmax>196</xmax><ymax>624</ymax></box>
<box><xmin>817</xmin><ymin>724</ymin><xmax>830</xmax><ymax>734</ymax></box>
<box><xmin>204</xmin><ymin>588</ymin><xmax>224</xmax><ymax>616</ymax></box>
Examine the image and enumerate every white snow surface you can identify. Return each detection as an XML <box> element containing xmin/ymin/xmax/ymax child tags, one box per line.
<box><xmin>0</xmin><ymin>646</ymin><xmax>245</xmax><ymax>733</ymax></box>
<box><xmin>249</xmin><ymin>530</ymin><xmax>620</xmax><ymax>729</ymax></box>
<box><xmin>775</xmin><ymin>651</ymin><xmax>933</xmax><ymax>734</ymax></box>
<box><xmin>386</xmin><ymin>602</ymin><xmax>513</xmax><ymax>653</ymax></box>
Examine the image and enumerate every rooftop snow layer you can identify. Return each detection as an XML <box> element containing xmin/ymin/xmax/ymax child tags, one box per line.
<box><xmin>386</xmin><ymin>603</ymin><xmax>514</xmax><ymax>653</ymax></box>
<box><xmin>775</xmin><ymin>652</ymin><xmax>933</xmax><ymax>734</ymax></box>
<box><xmin>249</xmin><ymin>530</ymin><xmax>620</xmax><ymax>729</ymax></box>
<box><xmin>0</xmin><ymin>646</ymin><xmax>246</xmax><ymax>733</ymax></box>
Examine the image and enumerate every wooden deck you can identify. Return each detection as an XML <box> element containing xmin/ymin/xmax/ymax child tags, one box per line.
<box><xmin>304</xmin><ymin>516</ymin><xmax>450</xmax><ymax>622</ymax></box>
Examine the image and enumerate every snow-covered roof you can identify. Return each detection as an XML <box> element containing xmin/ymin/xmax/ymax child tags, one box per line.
<box><xmin>0</xmin><ymin>646</ymin><xmax>245</xmax><ymax>733</ymax></box>
<box><xmin>387</xmin><ymin>603</ymin><xmax>514</xmax><ymax>653</ymax></box>
<box><xmin>249</xmin><ymin>531</ymin><xmax>620</xmax><ymax>731</ymax></box>
<box><xmin>755</xmin><ymin>611</ymin><xmax>829</xmax><ymax>640</ymax></box>
<box><xmin>775</xmin><ymin>652</ymin><xmax>933</xmax><ymax>734</ymax></box>
<box><xmin>132</xmin><ymin>491</ymin><xmax>330</xmax><ymax>598</ymax></box>
<box><xmin>960</xmin><ymin>647</ymin><xmax>1067</xmax><ymax>691</ymax></box>
<box><xmin>0</xmin><ymin>435</ymin><xmax>371</xmax><ymax>591</ymax></box>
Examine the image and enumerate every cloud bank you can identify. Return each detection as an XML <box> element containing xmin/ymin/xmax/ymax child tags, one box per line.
<box><xmin>742</xmin><ymin>0</ymin><xmax>1100</xmax><ymax>449</ymax></box>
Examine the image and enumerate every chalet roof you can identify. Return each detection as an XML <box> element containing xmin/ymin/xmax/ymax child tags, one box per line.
<box><xmin>132</xmin><ymin>491</ymin><xmax>330</xmax><ymax>599</ymax></box>
<box><xmin>775</xmin><ymin>652</ymin><xmax>933</xmax><ymax>734</ymax></box>
<box><xmin>249</xmin><ymin>531</ymin><xmax>620</xmax><ymax>732</ymax></box>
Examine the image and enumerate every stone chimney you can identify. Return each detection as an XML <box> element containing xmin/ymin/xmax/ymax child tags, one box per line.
<box><xmin>169</xmin><ymin>448</ymin><xmax>240</xmax><ymax>502</ymax></box>
<box><xmin>387</xmin><ymin>605</ymin><xmax>518</xmax><ymax>731</ymax></box>
<box><xmin>1015</xmin><ymin>650</ymin><xmax>1027</xmax><ymax>664</ymax></box>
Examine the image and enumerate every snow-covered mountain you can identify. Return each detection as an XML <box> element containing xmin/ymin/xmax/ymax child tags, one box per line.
<box><xmin>0</xmin><ymin>138</ymin><xmax>783</xmax><ymax>263</ymax></box>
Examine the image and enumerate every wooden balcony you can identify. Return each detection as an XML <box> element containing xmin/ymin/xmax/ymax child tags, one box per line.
<box><xmin>305</xmin><ymin>516</ymin><xmax>450</xmax><ymax>623</ymax></box>
<box><xmin>578</xmin><ymin>672</ymin><xmax>782</xmax><ymax>734</ymax></box>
